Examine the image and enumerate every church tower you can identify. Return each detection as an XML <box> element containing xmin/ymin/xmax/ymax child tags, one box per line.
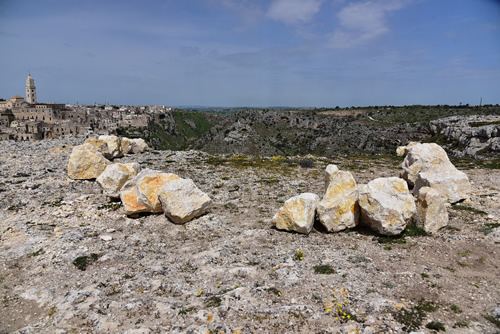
<box><xmin>26</xmin><ymin>73</ymin><xmax>37</xmax><ymax>104</ymax></box>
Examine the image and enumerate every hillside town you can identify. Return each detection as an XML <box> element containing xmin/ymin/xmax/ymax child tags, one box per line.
<box><xmin>0</xmin><ymin>74</ymin><xmax>170</xmax><ymax>141</ymax></box>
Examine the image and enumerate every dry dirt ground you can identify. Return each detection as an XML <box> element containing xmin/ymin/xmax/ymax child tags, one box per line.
<box><xmin>0</xmin><ymin>138</ymin><xmax>499</xmax><ymax>333</ymax></box>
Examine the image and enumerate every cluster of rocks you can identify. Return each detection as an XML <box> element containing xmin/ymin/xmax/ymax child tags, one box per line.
<box><xmin>67</xmin><ymin>135</ymin><xmax>212</xmax><ymax>224</ymax></box>
<box><xmin>273</xmin><ymin>142</ymin><xmax>471</xmax><ymax>236</ymax></box>
<box><xmin>429</xmin><ymin>115</ymin><xmax>500</xmax><ymax>157</ymax></box>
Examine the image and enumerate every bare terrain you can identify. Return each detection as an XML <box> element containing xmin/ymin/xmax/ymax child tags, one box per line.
<box><xmin>0</xmin><ymin>137</ymin><xmax>499</xmax><ymax>333</ymax></box>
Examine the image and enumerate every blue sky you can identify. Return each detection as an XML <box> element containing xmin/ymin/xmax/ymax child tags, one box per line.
<box><xmin>1</xmin><ymin>0</ymin><xmax>499</xmax><ymax>107</ymax></box>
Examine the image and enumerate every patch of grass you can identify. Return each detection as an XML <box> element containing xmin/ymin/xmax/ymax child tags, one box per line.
<box><xmin>313</xmin><ymin>265</ymin><xmax>336</xmax><ymax>274</ymax></box>
<box><xmin>205</xmin><ymin>296</ymin><xmax>222</xmax><ymax>308</ymax></box>
<box><xmin>443</xmin><ymin>266</ymin><xmax>456</xmax><ymax>272</ymax></box>
<box><xmin>416</xmin><ymin>300</ymin><xmax>439</xmax><ymax>313</ymax></box>
<box><xmin>393</xmin><ymin>306</ymin><xmax>426</xmax><ymax>332</ymax></box>
<box><xmin>178</xmin><ymin>307</ymin><xmax>195</xmax><ymax>315</ymax></box>
<box><xmin>27</xmin><ymin>248</ymin><xmax>45</xmax><ymax>258</ymax></box>
<box><xmin>484</xmin><ymin>314</ymin><xmax>500</xmax><ymax>328</ymax></box>
<box><xmin>97</xmin><ymin>202</ymin><xmax>122</xmax><ymax>211</ymax></box>
<box><xmin>383</xmin><ymin>281</ymin><xmax>394</xmax><ymax>288</ymax></box>
<box><xmin>480</xmin><ymin>223</ymin><xmax>500</xmax><ymax>235</ymax></box>
<box><xmin>401</xmin><ymin>224</ymin><xmax>428</xmax><ymax>238</ymax></box>
<box><xmin>72</xmin><ymin>253</ymin><xmax>99</xmax><ymax>271</ymax></box>
<box><xmin>450</xmin><ymin>304</ymin><xmax>462</xmax><ymax>313</ymax></box>
<box><xmin>421</xmin><ymin>273</ymin><xmax>429</xmax><ymax>279</ymax></box>
<box><xmin>426</xmin><ymin>321</ymin><xmax>446</xmax><ymax>331</ymax></box>
<box><xmin>469</xmin><ymin>120</ymin><xmax>500</xmax><ymax>127</ymax></box>
<box><xmin>451</xmin><ymin>204</ymin><xmax>487</xmax><ymax>215</ymax></box>
<box><xmin>47</xmin><ymin>306</ymin><xmax>57</xmax><ymax>317</ymax></box>
<box><xmin>452</xmin><ymin>322</ymin><xmax>469</xmax><ymax>328</ymax></box>
<box><xmin>348</xmin><ymin>255</ymin><xmax>371</xmax><ymax>263</ymax></box>
<box><xmin>41</xmin><ymin>197</ymin><xmax>63</xmax><ymax>207</ymax></box>
<box><xmin>377</xmin><ymin>224</ymin><xmax>427</xmax><ymax>245</ymax></box>
<box><xmin>458</xmin><ymin>250</ymin><xmax>471</xmax><ymax>257</ymax></box>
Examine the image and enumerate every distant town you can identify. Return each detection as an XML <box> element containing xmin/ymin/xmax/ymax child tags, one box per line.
<box><xmin>0</xmin><ymin>74</ymin><xmax>171</xmax><ymax>141</ymax></box>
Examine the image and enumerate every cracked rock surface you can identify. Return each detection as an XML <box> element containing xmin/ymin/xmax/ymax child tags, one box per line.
<box><xmin>1</xmin><ymin>137</ymin><xmax>499</xmax><ymax>333</ymax></box>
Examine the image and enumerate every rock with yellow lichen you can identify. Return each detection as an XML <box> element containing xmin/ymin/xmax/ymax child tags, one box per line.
<box><xmin>96</xmin><ymin>162</ymin><xmax>141</xmax><ymax>199</ymax></box>
<box><xmin>317</xmin><ymin>164</ymin><xmax>359</xmax><ymax>232</ymax></box>
<box><xmin>272</xmin><ymin>193</ymin><xmax>320</xmax><ymax>234</ymax></box>
<box><xmin>67</xmin><ymin>143</ymin><xmax>111</xmax><ymax>180</ymax></box>
<box><xmin>358</xmin><ymin>177</ymin><xmax>416</xmax><ymax>236</ymax></box>
<box><xmin>119</xmin><ymin>169</ymin><xmax>180</xmax><ymax>215</ymax></box>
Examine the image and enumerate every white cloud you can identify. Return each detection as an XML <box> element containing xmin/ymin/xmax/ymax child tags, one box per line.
<box><xmin>267</xmin><ymin>0</ymin><xmax>322</xmax><ymax>24</ymax></box>
<box><xmin>330</xmin><ymin>0</ymin><xmax>408</xmax><ymax>48</ymax></box>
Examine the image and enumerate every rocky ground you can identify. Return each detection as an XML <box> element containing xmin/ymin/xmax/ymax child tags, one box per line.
<box><xmin>1</xmin><ymin>137</ymin><xmax>499</xmax><ymax>333</ymax></box>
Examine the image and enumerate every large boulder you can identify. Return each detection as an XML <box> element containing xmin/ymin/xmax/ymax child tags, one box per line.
<box><xmin>399</xmin><ymin>142</ymin><xmax>471</xmax><ymax>203</ymax></box>
<box><xmin>272</xmin><ymin>193</ymin><xmax>320</xmax><ymax>234</ymax></box>
<box><xmin>317</xmin><ymin>165</ymin><xmax>359</xmax><ymax>232</ymax></box>
<box><xmin>121</xmin><ymin>138</ymin><xmax>149</xmax><ymax>154</ymax></box>
<box><xmin>120</xmin><ymin>169</ymin><xmax>180</xmax><ymax>215</ymax></box>
<box><xmin>414</xmin><ymin>187</ymin><xmax>449</xmax><ymax>234</ymax></box>
<box><xmin>358</xmin><ymin>177</ymin><xmax>416</xmax><ymax>236</ymax></box>
<box><xmin>158</xmin><ymin>178</ymin><xmax>212</xmax><ymax>224</ymax></box>
<box><xmin>67</xmin><ymin>143</ymin><xmax>111</xmax><ymax>180</ymax></box>
<box><xmin>96</xmin><ymin>163</ymin><xmax>141</xmax><ymax>199</ymax></box>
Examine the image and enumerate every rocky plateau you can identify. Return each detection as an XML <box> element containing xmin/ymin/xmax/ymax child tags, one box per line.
<box><xmin>1</xmin><ymin>136</ymin><xmax>500</xmax><ymax>333</ymax></box>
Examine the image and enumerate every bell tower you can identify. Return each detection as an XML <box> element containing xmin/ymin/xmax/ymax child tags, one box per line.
<box><xmin>26</xmin><ymin>73</ymin><xmax>37</xmax><ymax>104</ymax></box>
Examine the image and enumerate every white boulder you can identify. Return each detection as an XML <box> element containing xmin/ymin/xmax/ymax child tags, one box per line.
<box><xmin>158</xmin><ymin>178</ymin><xmax>212</xmax><ymax>224</ymax></box>
<box><xmin>414</xmin><ymin>187</ymin><xmax>449</xmax><ymax>234</ymax></box>
<box><xmin>96</xmin><ymin>163</ymin><xmax>140</xmax><ymax>199</ymax></box>
<box><xmin>399</xmin><ymin>142</ymin><xmax>471</xmax><ymax>203</ymax></box>
<box><xmin>67</xmin><ymin>143</ymin><xmax>111</xmax><ymax>180</ymax></box>
<box><xmin>358</xmin><ymin>177</ymin><xmax>416</xmax><ymax>236</ymax></box>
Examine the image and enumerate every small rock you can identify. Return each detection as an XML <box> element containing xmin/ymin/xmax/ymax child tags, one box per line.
<box><xmin>100</xmin><ymin>235</ymin><xmax>113</xmax><ymax>241</ymax></box>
